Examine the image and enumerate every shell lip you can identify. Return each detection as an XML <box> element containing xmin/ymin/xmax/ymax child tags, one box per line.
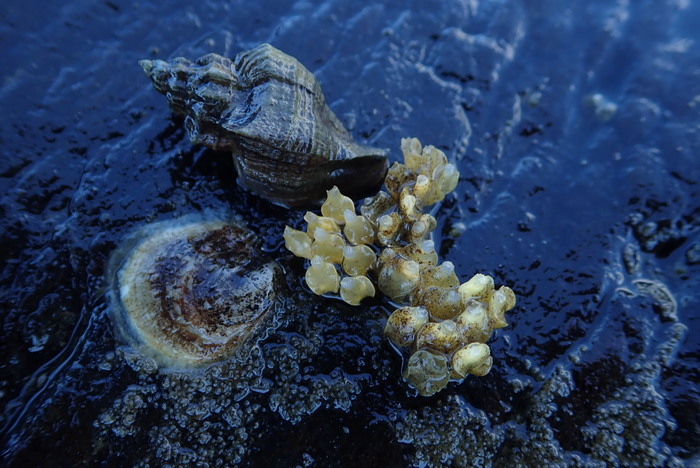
<box><xmin>234</xmin><ymin>153</ymin><xmax>389</xmax><ymax>209</ymax></box>
<box><xmin>325</xmin><ymin>154</ymin><xmax>389</xmax><ymax>203</ymax></box>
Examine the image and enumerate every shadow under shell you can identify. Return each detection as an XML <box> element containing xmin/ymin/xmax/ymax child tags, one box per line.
<box><xmin>108</xmin><ymin>217</ymin><xmax>281</xmax><ymax>367</ymax></box>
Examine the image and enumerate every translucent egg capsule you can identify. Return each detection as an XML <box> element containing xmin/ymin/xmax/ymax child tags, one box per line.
<box><xmin>343</xmin><ymin>210</ymin><xmax>375</xmax><ymax>245</ymax></box>
<box><xmin>376</xmin><ymin>212</ymin><xmax>403</xmax><ymax>246</ymax></box>
<box><xmin>304</xmin><ymin>211</ymin><xmax>340</xmax><ymax>236</ymax></box>
<box><xmin>422</xmin><ymin>145</ymin><xmax>448</xmax><ymax>174</ymax></box>
<box><xmin>398</xmin><ymin>187</ymin><xmax>420</xmax><ymax>221</ymax></box>
<box><xmin>487</xmin><ymin>286</ymin><xmax>516</xmax><ymax>329</ymax></box>
<box><xmin>378</xmin><ymin>247</ymin><xmax>397</xmax><ymax>264</ymax></box>
<box><xmin>451</xmin><ymin>343</ymin><xmax>492</xmax><ymax>378</ymax></box>
<box><xmin>458</xmin><ymin>273</ymin><xmax>495</xmax><ymax>301</ymax></box>
<box><xmin>418</xmin><ymin>261</ymin><xmax>460</xmax><ymax>294</ymax></box>
<box><xmin>377</xmin><ymin>250</ymin><xmax>421</xmax><ymax>302</ymax></box>
<box><xmin>415</xmin><ymin>286</ymin><xmax>464</xmax><ymax>321</ymax></box>
<box><xmin>321</xmin><ymin>186</ymin><xmax>355</xmax><ymax>224</ymax></box>
<box><xmin>405</xmin><ymin>217</ymin><xmax>430</xmax><ymax>243</ymax></box>
<box><xmin>385</xmin><ymin>162</ymin><xmax>413</xmax><ymax>200</ymax></box>
<box><xmin>400</xmin><ymin>137</ymin><xmax>424</xmax><ymax>171</ymax></box>
<box><xmin>399</xmin><ymin>239</ymin><xmax>438</xmax><ymax>267</ymax></box>
<box><xmin>414</xmin><ymin>320</ymin><xmax>463</xmax><ymax>355</ymax></box>
<box><xmin>305</xmin><ymin>256</ymin><xmax>340</xmax><ymax>295</ymax></box>
<box><xmin>340</xmin><ymin>276</ymin><xmax>376</xmax><ymax>306</ymax></box>
<box><xmin>454</xmin><ymin>300</ymin><xmax>492</xmax><ymax>343</ymax></box>
<box><xmin>310</xmin><ymin>227</ymin><xmax>345</xmax><ymax>264</ymax></box>
<box><xmin>403</xmin><ymin>349</ymin><xmax>450</xmax><ymax>397</ymax></box>
<box><xmin>412</xmin><ymin>174</ymin><xmax>431</xmax><ymax>202</ymax></box>
<box><xmin>360</xmin><ymin>191</ymin><xmax>394</xmax><ymax>225</ymax></box>
<box><xmin>418</xmin><ymin>213</ymin><xmax>437</xmax><ymax>232</ymax></box>
<box><xmin>384</xmin><ymin>306</ymin><xmax>429</xmax><ymax>348</ymax></box>
<box><xmin>436</xmin><ymin>163</ymin><xmax>459</xmax><ymax>197</ymax></box>
<box><xmin>283</xmin><ymin>226</ymin><xmax>313</xmax><ymax>259</ymax></box>
<box><xmin>341</xmin><ymin>244</ymin><xmax>376</xmax><ymax>276</ymax></box>
<box><xmin>405</xmin><ymin>212</ymin><xmax>437</xmax><ymax>243</ymax></box>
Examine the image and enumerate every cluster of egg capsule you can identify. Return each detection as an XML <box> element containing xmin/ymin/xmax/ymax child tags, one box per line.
<box><xmin>284</xmin><ymin>138</ymin><xmax>516</xmax><ymax>396</ymax></box>
<box><xmin>283</xmin><ymin>186</ymin><xmax>379</xmax><ymax>306</ymax></box>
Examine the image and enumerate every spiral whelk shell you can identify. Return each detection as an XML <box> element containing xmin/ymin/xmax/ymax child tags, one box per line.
<box><xmin>140</xmin><ymin>43</ymin><xmax>388</xmax><ymax>207</ymax></box>
<box><xmin>110</xmin><ymin>217</ymin><xmax>281</xmax><ymax>367</ymax></box>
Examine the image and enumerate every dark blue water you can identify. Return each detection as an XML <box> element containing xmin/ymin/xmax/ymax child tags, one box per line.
<box><xmin>1</xmin><ymin>0</ymin><xmax>699</xmax><ymax>465</ymax></box>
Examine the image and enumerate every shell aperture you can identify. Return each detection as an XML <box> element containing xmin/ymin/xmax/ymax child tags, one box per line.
<box><xmin>139</xmin><ymin>44</ymin><xmax>388</xmax><ymax>208</ymax></box>
<box><xmin>111</xmin><ymin>218</ymin><xmax>280</xmax><ymax>367</ymax></box>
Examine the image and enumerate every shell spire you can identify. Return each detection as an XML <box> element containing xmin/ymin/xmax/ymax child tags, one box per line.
<box><xmin>140</xmin><ymin>43</ymin><xmax>388</xmax><ymax>207</ymax></box>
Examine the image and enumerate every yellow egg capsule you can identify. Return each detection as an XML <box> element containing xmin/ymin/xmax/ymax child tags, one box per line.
<box><xmin>343</xmin><ymin>210</ymin><xmax>375</xmax><ymax>245</ymax></box>
<box><xmin>360</xmin><ymin>191</ymin><xmax>394</xmax><ymax>225</ymax></box>
<box><xmin>400</xmin><ymin>137</ymin><xmax>423</xmax><ymax>171</ymax></box>
<box><xmin>377</xmin><ymin>250</ymin><xmax>421</xmax><ymax>301</ymax></box>
<box><xmin>321</xmin><ymin>186</ymin><xmax>355</xmax><ymax>224</ymax></box>
<box><xmin>422</xmin><ymin>145</ymin><xmax>448</xmax><ymax>175</ymax></box>
<box><xmin>310</xmin><ymin>227</ymin><xmax>345</xmax><ymax>264</ymax></box>
<box><xmin>415</xmin><ymin>286</ymin><xmax>464</xmax><ymax>321</ymax></box>
<box><xmin>399</xmin><ymin>239</ymin><xmax>438</xmax><ymax>266</ymax></box>
<box><xmin>385</xmin><ymin>162</ymin><xmax>413</xmax><ymax>200</ymax></box>
<box><xmin>436</xmin><ymin>163</ymin><xmax>459</xmax><ymax>197</ymax></box>
<box><xmin>454</xmin><ymin>300</ymin><xmax>492</xmax><ymax>343</ymax></box>
<box><xmin>451</xmin><ymin>343</ymin><xmax>492</xmax><ymax>378</ymax></box>
<box><xmin>283</xmin><ymin>226</ymin><xmax>313</xmax><ymax>259</ymax></box>
<box><xmin>398</xmin><ymin>187</ymin><xmax>420</xmax><ymax>220</ymax></box>
<box><xmin>405</xmin><ymin>213</ymin><xmax>437</xmax><ymax>243</ymax></box>
<box><xmin>384</xmin><ymin>306</ymin><xmax>429</xmax><ymax>348</ymax></box>
<box><xmin>487</xmin><ymin>286</ymin><xmax>516</xmax><ymax>329</ymax></box>
<box><xmin>376</xmin><ymin>212</ymin><xmax>403</xmax><ymax>246</ymax></box>
<box><xmin>458</xmin><ymin>273</ymin><xmax>495</xmax><ymax>301</ymax></box>
<box><xmin>412</xmin><ymin>174</ymin><xmax>431</xmax><ymax>202</ymax></box>
<box><xmin>414</xmin><ymin>320</ymin><xmax>463</xmax><ymax>355</ymax></box>
<box><xmin>418</xmin><ymin>261</ymin><xmax>460</xmax><ymax>295</ymax></box>
<box><xmin>340</xmin><ymin>276</ymin><xmax>376</xmax><ymax>305</ymax></box>
<box><xmin>341</xmin><ymin>244</ymin><xmax>376</xmax><ymax>276</ymax></box>
<box><xmin>305</xmin><ymin>256</ymin><xmax>340</xmax><ymax>295</ymax></box>
<box><xmin>304</xmin><ymin>211</ymin><xmax>340</xmax><ymax>236</ymax></box>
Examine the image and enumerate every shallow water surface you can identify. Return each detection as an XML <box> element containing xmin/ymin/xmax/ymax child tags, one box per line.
<box><xmin>1</xmin><ymin>0</ymin><xmax>699</xmax><ymax>466</ymax></box>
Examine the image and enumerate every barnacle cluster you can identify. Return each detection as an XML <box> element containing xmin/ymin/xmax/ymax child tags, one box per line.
<box><xmin>284</xmin><ymin>138</ymin><xmax>516</xmax><ymax>396</ymax></box>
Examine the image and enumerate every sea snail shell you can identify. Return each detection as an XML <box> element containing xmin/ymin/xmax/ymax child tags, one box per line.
<box><xmin>110</xmin><ymin>217</ymin><xmax>281</xmax><ymax>367</ymax></box>
<box><xmin>139</xmin><ymin>43</ymin><xmax>388</xmax><ymax>208</ymax></box>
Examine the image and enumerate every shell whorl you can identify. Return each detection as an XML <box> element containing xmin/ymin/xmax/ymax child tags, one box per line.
<box><xmin>140</xmin><ymin>44</ymin><xmax>388</xmax><ymax>207</ymax></box>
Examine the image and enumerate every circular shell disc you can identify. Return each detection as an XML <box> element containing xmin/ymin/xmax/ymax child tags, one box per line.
<box><xmin>112</xmin><ymin>218</ymin><xmax>280</xmax><ymax>367</ymax></box>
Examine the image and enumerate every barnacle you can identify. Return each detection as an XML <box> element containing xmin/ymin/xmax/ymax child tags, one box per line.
<box><xmin>284</xmin><ymin>137</ymin><xmax>517</xmax><ymax>396</ymax></box>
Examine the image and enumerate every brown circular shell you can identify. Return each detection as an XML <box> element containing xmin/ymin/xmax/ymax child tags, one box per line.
<box><xmin>112</xmin><ymin>218</ymin><xmax>280</xmax><ymax>367</ymax></box>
